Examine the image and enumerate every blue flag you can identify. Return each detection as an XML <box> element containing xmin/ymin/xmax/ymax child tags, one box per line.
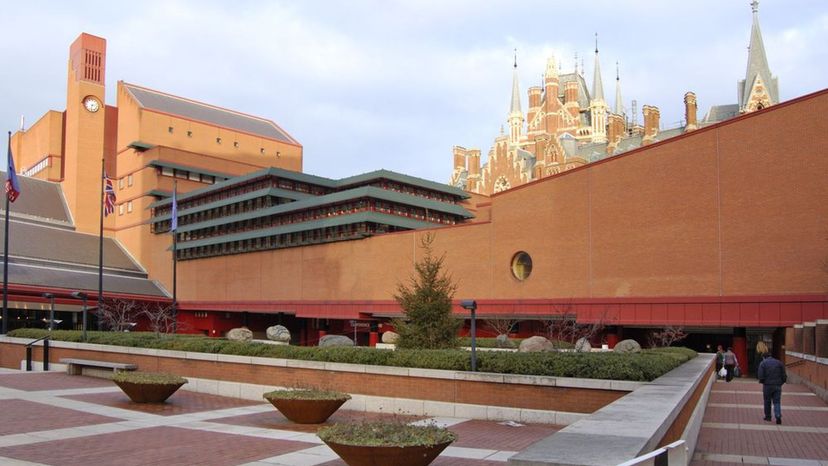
<box><xmin>5</xmin><ymin>145</ymin><xmax>20</xmax><ymax>202</ymax></box>
<box><xmin>170</xmin><ymin>189</ymin><xmax>178</xmax><ymax>232</ymax></box>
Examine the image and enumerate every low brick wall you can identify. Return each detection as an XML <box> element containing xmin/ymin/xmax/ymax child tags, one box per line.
<box><xmin>785</xmin><ymin>319</ymin><xmax>828</xmax><ymax>403</ymax></box>
<box><xmin>0</xmin><ymin>337</ymin><xmax>635</xmax><ymax>423</ymax></box>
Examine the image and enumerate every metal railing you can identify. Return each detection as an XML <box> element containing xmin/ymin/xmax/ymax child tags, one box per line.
<box><xmin>616</xmin><ymin>440</ymin><xmax>687</xmax><ymax>466</ymax></box>
<box><xmin>25</xmin><ymin>336</ymin><xmax>50</xmax><ymax>372</ymax></box>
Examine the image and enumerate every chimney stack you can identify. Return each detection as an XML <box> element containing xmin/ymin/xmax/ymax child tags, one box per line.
<box><xmin>642</xmin><ymin>105</ymin><xmax>660</xmax><ymax>146</ymax></box>
<box><xmin>684</xmin><ymin>92</ymin><xmax>698</xmax><ymax>132</ymax></box>
<box><xmin>528</xmin><ymin>86</ymin><xmax>542</xmax><ymax>125</ymax></box>
<box><xmin>564</xmin><ymin>81</ymin><xmax>579</xmax><ymax>119</ymax></box>
<box><xmin>606</xmin><ymin>113</ymin><xmax>625</xmax><ymax>154</ymax></box>
<box><xmin>453</xmin><ymin>146</ymin><xmax>467</xmax><ymax>171</ymax></box>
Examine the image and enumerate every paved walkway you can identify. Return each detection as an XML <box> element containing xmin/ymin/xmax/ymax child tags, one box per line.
<box><xmin>691</xmin><ymin>378</ymin><xmax>828</xmax><ymax>466</ymax></box>
<box><xmin>0</xmin><ymin>371</ymin><xmax>562</xmax><ymax>466</ymax></box>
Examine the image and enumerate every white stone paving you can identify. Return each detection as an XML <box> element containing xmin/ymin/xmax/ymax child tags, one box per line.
<box><xmin>0</xmin><ymin>380</ymin><xmax>521</xmax><ymax>464</ymax></box>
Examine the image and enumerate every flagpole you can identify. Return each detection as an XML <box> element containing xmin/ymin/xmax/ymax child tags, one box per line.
<box><xmin>172</xmin><ymin>180</ymin><xmax>178</xmax><ymax>334</ymax></box>
<box><xmin>97</xmin><ymin>156</ymin><xmax>105</xmax><ymax>330</ymax></box>
<box><xmin>2</xmin><ymin>131</ymin><xmax>11</xmax><ymax>334</ymax></box>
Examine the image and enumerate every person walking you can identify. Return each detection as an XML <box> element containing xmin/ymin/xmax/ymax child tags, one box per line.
<box><xmin>715</xmin><ymin>345</ymin><xmax>725</xmax><ymax>379</ymax></box>
<box><xmin>753</xmin><ymin>340</ymin><xmax>770</xmax><ymax>372</ymax></box>
<box><xmin>723</xmin><ymin>347</ymin><xmax>739</xmax><ymax>382</ymax></box>
<box><xmin>757</xmin><ymin>352</ymin><xmax>787</xmax><ymax>424</ymax></box>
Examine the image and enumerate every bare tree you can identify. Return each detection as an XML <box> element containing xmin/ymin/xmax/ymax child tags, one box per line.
<box><xmin>141</xmin><ymin>302</ymin><xmax>176</xmax><ymax>335</ymax></box>
<box><xmin>485</xmin><ymin>317</ymin><xmax>521</xmax><ymax>337</ymax></box>
<box><xmin>544</xmin><ymin>304</ymin><xmax>608</xmax><ymax>349</ymax></box>
<box><xmin>648</xmin><ymin>326</ymin><xmax>688</xmax><ymax>348</ymax></box>
<box><xmin>100</xmin><ymin>298</ymin><xmax>141</xmax><ymax>332</ymax></box>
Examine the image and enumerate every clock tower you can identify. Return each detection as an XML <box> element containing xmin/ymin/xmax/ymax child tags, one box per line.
<box><xmin>64</xmin><ymin>33</ymin><xmax>108</xmax><ymax>234</ymax></box>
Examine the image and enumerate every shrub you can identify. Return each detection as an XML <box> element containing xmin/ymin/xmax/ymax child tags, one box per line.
<box><xmin>263</xmin><ymin>388</ymin><xmax>350</xmax><ymax>401</ymax></box>
<box><xmin>113</xmin><ymin>371</ymin><xmax>187</xmax><ymax>385</ymax></box>
<box><xmin>318</xmin><ymin>420</ymin><xmax>456</xmax><ymax>447</ymax></box>
<box><xmin>7</xmin><ymin>329</ymin><xmax>696</xmax><ymax>381</ymax></box>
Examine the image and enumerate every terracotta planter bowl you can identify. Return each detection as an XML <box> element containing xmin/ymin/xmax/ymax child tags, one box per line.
<box><xmin>322</xmin><ymin>440</ymin><xmax>453</xmax><ymax>466</ymax></box>
<box><xmin>114</xmin><ymin>380</ymin><xmax>185</xmax><ymax>403</ymax></box>
<box><xmin>266</xmin><ymin>397</ymin><xmax>347</xmax><ymax>424</ymax></box>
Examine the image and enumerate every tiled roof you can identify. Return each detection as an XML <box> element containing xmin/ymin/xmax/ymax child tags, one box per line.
<box><xmin>122</xmin><ymin>82</ymin><xmax>299</xmax><ymax>145</ymax></box>
<box><xmin>0</xmin><ymin>172</ymin><xmax>71</xmax><ymax>225</ymax></box>
<box><xmin>8</xmin><ymin>260</ymin><xmax>167</xmax><ymax>297</ymax></box>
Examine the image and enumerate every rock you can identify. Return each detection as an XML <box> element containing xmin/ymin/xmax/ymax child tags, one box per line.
<box><xmin>518</xmin><ymin>335</ymin><xmax>553</xmax><ymax>352</ymax></box>
<box><xmin>226</xmin><ymin>327</ymin><xmax>253</xmax><ymax>341</ymax></box>
<box><xmin>495</xmin><ymin>334</ymin><xmax>516</xmax><ymax>348</ymax></box>
<box><xmin>266</xmin><ymin>325</ymin><xmax>291</xmax><ymax>343</ymax></box>
<box><xmin>381</xmin><ymin>331</ymin><xmax>399</xmax><ymax>344</ymax></box>
<box><xmin>574</xmin><ymin>337</ymin><xmax>592</xmax><ymax>352</ymax></box>
<box><xmin>319</xmin><ymin>335</ymin><xmax>355</xmax><ymax>347</ymax></box>
<box><xmin>613</xmin><ymin>339</ymin><xmax>642</xmax><ymax>353</ymax></box>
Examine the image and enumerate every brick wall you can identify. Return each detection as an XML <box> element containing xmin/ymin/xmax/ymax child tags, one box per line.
<box><xmin>0</xmin><ymin>342</ymin><xmax>625</xmax><ymax>414</ymax></box>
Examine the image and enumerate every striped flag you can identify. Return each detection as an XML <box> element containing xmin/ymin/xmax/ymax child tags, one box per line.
<box><xmin>5</xmin><ymin>145</ymin><xmax>20</xmax><ymax>202</ymax></box>
<box><xmin>103</xmin><ymin>171</ymin><xmax>116</xmax><ymax>216</ymax></box>
<box><xmin>170</xmin><ymin>188</ymin><xmax>178</xmax><ymax>232</ymax></box>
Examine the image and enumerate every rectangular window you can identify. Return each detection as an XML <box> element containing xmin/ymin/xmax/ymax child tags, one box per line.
<box><xmin>127</xmin><ymin>201</ymin><xmax>133</xmax><ymax>213</ymax></box>
<box><xmin>127</xmin><ymin>174</ymin><xmax>133</xmax><ymax>186</ymax></box>
<box><xmin>175</xmin><ymin>169</ymin><xmax>187</xmax><ymax>179</ymax></box>
<box><xmin>161</xmin><ymin>167</ymin><xmax>174</xmax><ymax>177</ymax></box>
<box><xmin>118</xmin><ymin>178</ymin><xmax>124</xmax><ymax>189</ymax></box>
<box><xmin>189</xmin><ymin>172</ymin><xmax>200</xmax><ymax>181</ymax></box>
<box><xmin>119</xmin><ymin>204</ymin><xmax>124</xmax><ymax>215</ymax></box>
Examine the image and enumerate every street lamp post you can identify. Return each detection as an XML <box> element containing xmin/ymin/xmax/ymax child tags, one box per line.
<box><xmin>71</xmin><ymin>292</ymin><xmax>88</xmax><ymax>341</ymax></box>
<box><xmin>460</xmin><ymin>300</ymin><xmax>478</xmax><ymax>372</ymax></box>
<box><xmin>42</xmin><ymin>293</ymin><xmax>55</xmax><ymax>331</ymax></box>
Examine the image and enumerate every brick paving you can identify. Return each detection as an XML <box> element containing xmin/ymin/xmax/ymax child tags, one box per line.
<box><xmin>64</xmin><ymin>388</ymin><xmax>262</xmax><ymax>416</ymax></box>
<box><xmin>692</xmin><ymin>379</ymin><xmax>828</xmax><ymax>465</ymax></box>
<box><xmin>0</xmin><ymin>370</ymin><xmax>555</xmax><ymax>465</ymax></box>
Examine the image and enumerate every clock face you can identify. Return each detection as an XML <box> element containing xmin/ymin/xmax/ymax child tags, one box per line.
<box><xmin>83</xmin><ymin>96</ymin><xmax>100</xmax><ymax>113</ymax></box>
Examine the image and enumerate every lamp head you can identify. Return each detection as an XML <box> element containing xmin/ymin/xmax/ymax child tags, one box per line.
<box><xmin>42</xmin><ymin>292</ymin><xmax>54</xmax><ymax>299</ymax></box>
<box><xmin>460</xmin><ymin>299</ymin><xmax>477</xmax><ymax>311</ymax></box>
<box><xmin>71</xmin><ymin>291</ymin><xmax>88</xmax><ymax>299</ymax></box>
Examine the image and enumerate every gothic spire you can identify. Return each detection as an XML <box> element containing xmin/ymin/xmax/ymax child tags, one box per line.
<box><xmin>510</xmin><ymin>49</ymin><xmax>522</xmax><ymax>114</ymax></box>
<box><xmin>592</xmin><ymin>33</ymin><xmax>605</xmax><ymax>102</ymax></box>
<box><xmin>739</xmin><ymin>0</ymin><xmax>778</xmax><ymax>110</ymax></box>
<box><xmin>614</xmin><ymin>61</ymin><xmax>623</xmax><ymax>115</ymax></box>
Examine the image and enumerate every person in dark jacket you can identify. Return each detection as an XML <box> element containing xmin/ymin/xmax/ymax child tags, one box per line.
<box><xmin>757</xmin><ymin>353</ymin><xmax>787</xmax><ymax>424</ymax></box>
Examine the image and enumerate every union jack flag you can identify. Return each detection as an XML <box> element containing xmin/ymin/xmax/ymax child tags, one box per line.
<box><xmin>5</xmin><ymin>145</ymin><xmax>20</xmax><ymax>203</ymax></box>
<box><xmin>103</xmin><ymin>171</ymin><xmax>116</xmax><ymax>216</ymax></box>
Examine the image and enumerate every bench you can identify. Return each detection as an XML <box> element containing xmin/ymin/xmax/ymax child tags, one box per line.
<box><xmin>60</xmin><ymin>358</ymin><xmax>138</xmax><ymax>378</ymax></box>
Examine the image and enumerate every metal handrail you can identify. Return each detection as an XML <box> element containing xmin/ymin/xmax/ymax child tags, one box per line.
<box><xmin>25</xmin><ymin>336</ymin><xmax>50</xmax><ymax>372</ymax></box>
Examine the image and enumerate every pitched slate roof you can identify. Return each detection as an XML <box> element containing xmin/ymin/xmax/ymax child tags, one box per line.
<box><xmin>122</xmin><ymin>82</ymin><xmax>299</xmax><ymax>145</ymax></box>
<box><xmin>0</xmin><ymin>173</ymin><xmax>71</xmax><ymax>225</ymax></box>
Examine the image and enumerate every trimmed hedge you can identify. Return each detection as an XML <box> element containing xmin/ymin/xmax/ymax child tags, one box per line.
<box><xmin>6</xmin><ymin>329</ymin><xmax>696</xmax><ymax>381</ymax></box>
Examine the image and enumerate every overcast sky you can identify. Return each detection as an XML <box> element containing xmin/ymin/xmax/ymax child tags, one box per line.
<box><xmin>2</xmin><ymin>0</ymin><xmax>826</xmax><ymax>183</ymax></box>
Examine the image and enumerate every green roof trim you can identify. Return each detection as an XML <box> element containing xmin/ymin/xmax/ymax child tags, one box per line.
<box><xmin>151</xmin><ymin>165</ymin><xmax>468</xmax><ymax>209</ymax></box>
<box><xmin>152</xmin><ymin>185</ymin><xmax>472</xmax><ymax>233</ymax></box>
<box><xmin>175</xmin><ymin>211</ymin><xmax>438</xmax><ymax>250</ymax></box>
<box><xmin>148</xmin><ymin>160</ymin><xmax>233</xmax><ymax>182</ymax></box>
<box><xmin>128</xmin><ymin>141</ymin><xmax>155</xmax><ymax>151</ymax></box>
<box><xmin>149</xmin><ymin>186</ymin><xmax>312</xmax><ymax>217</ymax></box>
<box><xmin>147</xmin><ymin>189</ymin><xmax>172</xmax><ymax>199</ymax></box>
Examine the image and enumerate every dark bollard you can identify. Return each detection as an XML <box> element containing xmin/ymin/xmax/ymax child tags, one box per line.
<box><xmin>43</xmin><ymin>339</ymin><xmax>50</xmax><ymax>371</ymax></box>
<box><xmin>26</xmin><ymin>346</ymin><xmax>32</xmax><ymax>371</ymax></box>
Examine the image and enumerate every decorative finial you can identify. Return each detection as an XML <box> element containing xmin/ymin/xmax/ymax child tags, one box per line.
<box><xmin>574</xmin><ymin>52</ymin><xmax>578</xmax><ymax>73</ymax></box>
<box><xmin>751</xmin><ymin>0</ymin><xmax>759</xmax><ymax>13</ymax></box>
<box><xmin>513</xmin><ymin>48</ymin><xmax>517</xmax><ymax>69</ymax></box>
<box><xmin>616</xmin><ymin>61</ymin><xmax>620</xmax><ymax>81</ymax></box>
<box><xmin>595</xmin><ymin>33</ymin><xmax>599</xmax><ymax>54</ymax></box>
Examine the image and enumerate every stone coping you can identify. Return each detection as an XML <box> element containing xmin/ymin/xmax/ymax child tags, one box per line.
<box><xmin>0</xmin><ymin>336</ymin><xmax>641</xmax><ymax>391</ymax></box>
<box><xmin>787</xmin><ymin>351</ymin><xmax>827</xmax><ymax>366</ymax></box>
<box><xmin>509</xmin><ymin>354</ymin><xmax>714</xmax><ymax>466</ymax></box>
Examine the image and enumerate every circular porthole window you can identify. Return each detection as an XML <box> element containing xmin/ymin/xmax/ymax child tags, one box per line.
<box><xmin>511</xmin><ymin>251</ymin><xmax>533</xmax><ymax>281</ymax></box>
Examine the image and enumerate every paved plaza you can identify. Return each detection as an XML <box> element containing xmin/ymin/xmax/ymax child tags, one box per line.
<box><xmin>0</xmin><ymin>371</ymin><xmax>560</xmax><ymax>466</ymax></box>
<box><xmin>691</xmin><ymin>378</ymin><xmax>828</xmax><ymax>466</ymax></box>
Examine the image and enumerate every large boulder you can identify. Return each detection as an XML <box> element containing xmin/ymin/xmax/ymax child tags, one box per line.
<box><xmin>613</xmin><ymin>339</ymin><xmax>642</xmax><ymax>353</ymax></box>
<box><xmin>574</xmin><ymin>337</ymin><xmax>592</xmax><ymax>352</ymax></box>
<box><xmin>266</xmin><ymin>325</ymin><xmax>291</xmax><ymax>343</ymax></box>
<box><xmin>495</xmin><ymin>334</ymin><xmax>516</xmax><ymax>348</ymax></box>
<box><xmin>518</xmin><ymin>335</ymin><xmax>553</xmax><ymax>352</ymax></box>
<box><xmin>226</xmin><ymin>327</ymin><xmax>253</xmax><ymax>341</ymax></box>
<box><xmin>319</xmin><ymin>335</ymin><xmax>355</xmax><ymax>348</ymax></box>
<box><xmin>381</xmin><ymin>331</ymin><xmax>399</xmax><ymax>344</ymax></box>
